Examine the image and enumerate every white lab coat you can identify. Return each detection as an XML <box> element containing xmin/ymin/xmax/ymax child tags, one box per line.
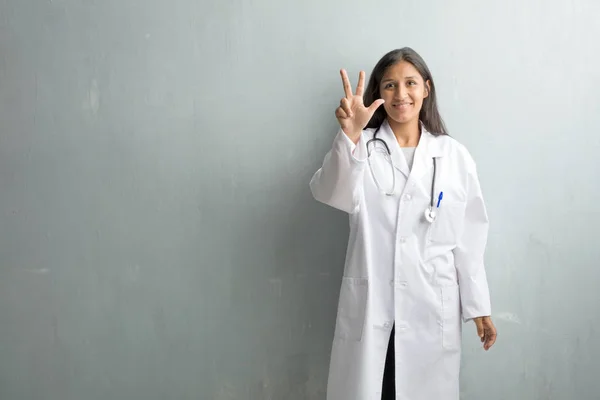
<box><xmin>309</xmin><ymin>120</ymin><xmax>491</xmax><ymax>400</ymax></box>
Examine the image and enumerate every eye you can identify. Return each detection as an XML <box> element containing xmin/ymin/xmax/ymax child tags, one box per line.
<box><xmin>407</xmin><ymin>80</ymin><xmax>417</xmax><ymax>86</ymax></box>
<box><xmin>384</xmin><ymin>83</ymin><xmax>395</xmax><ymax>89</ymax></box>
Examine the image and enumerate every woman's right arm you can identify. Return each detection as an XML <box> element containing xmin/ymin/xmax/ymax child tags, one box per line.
<box><xmin>309</xmin><ymin>128</ymin><xmax>368</xmax><ymax>214</ymax></box>
<box><xmin>309</xmin><ymin>69</ymin><xmax>385</xmax><ymax>214</ymax></box>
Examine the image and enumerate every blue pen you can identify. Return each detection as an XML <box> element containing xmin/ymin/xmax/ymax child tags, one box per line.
<box><xmin>436</xmin><ymin>192</ymin><xmax>443</xmax><ymax>208</ymax></box>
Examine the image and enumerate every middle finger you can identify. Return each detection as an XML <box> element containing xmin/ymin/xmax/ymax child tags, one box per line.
<box><xmin>356</xmin><ymin>71</ymin><xmax>365</xmax><ymax>97</ymax></box>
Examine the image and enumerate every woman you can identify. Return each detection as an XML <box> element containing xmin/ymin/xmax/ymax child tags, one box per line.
<box><xmin>309</xmin><ymin>47</ymin><xmax>497</xmax><ymax>400</ymax></box>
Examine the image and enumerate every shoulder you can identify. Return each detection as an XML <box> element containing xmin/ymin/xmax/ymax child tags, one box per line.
<box><xmin>433</xmin><ymin>134</ymin><xmax>478</xmax><ymax>172</ymax></box>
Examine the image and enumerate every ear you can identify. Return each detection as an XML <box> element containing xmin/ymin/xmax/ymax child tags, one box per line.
<box><xmin>423</xmin><ymin>80</ymin><xmax>430</xmax><ymax>98</ymax></box>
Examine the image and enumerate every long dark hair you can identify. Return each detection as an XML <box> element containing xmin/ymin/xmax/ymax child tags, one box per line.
<box><xmin>364</xmin><ymin>47</ymin><xmax>448</xmax><ymax>136</ymax></box>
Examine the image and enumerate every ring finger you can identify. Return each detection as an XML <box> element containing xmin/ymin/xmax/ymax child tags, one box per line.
<box><xmin>335</xmin><ymin>106</ymin><xmax>348</xmax><ymax>119</ymax></box>
<box><xmin>340</xmin><ymin>98</ymin><xmax>353</xmax><ymax>118</ymax></box>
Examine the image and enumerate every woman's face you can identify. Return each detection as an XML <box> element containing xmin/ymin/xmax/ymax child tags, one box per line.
<box><xmin>379</xmin><ymin>61</ymin><xmax>430</xmax><ymax>126</ymax></box>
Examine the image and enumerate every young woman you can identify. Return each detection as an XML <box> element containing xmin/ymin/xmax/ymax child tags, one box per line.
<box><xmin>309</xmin><ymin>47</ymin><xmax>497</xmax><ymax>400</ymax></box>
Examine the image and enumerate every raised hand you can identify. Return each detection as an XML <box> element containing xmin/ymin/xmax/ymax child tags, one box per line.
<box><xmin>335</xmin><ymin>69</ymin><xmax>385</xmax><ymax>144</ymax></box>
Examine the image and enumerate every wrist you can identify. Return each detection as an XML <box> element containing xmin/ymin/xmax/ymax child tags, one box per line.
<box><xmin>343</xmin><ymin>130</ymin><xmax>361</xmax><ymax>144</ymax></box>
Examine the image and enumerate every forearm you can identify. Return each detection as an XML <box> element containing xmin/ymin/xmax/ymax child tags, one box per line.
<box><xmin>309</xmin><ymin>129</ymin><xmax>367</xmax><ymax>214</ymax></box>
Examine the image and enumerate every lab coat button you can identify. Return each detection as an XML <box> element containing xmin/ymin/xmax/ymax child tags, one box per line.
<box><xmin>399</xmin><ymin>236</ymin><xmax>406</xmax><ymax>243</ymax></box>
<box><xmin>404</xmin><ymin>194</ymin><xmax>412</xmax><ymax>201</ymax></box>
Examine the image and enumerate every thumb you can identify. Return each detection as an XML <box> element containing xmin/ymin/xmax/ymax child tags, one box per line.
<box><xmin>367</xmin><ymin>99</ymin><xmax>385</xmax><ymax>114</ymax></box>
<box><xmin>475</xmin><ymin>318</ymin><xmax>484</xmax><ymax>338</ymax></box>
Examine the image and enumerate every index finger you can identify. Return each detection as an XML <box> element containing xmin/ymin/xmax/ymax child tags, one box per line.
<box><xmin>340</xmin><ymin>69</ymin><xmax>353</xmax><ymax>98</ymax></box>
<box><xmin>485</xmin><ymin>331</ymin><xmax>497</xmax><ymax>350</ymax></box>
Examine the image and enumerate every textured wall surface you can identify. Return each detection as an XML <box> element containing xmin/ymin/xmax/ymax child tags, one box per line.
<box><xmin>1</xmin><ymin>0</ymin><xmax>599</xmax><ymax>398</ymax></box>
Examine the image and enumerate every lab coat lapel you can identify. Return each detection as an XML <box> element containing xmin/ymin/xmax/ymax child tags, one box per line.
<box><xmin>408</xmin><ymin>125</ymin><xmax>444</xmax><ymax>185</ymax></box>
<box><xmin>379</xmin><ymin>120</ymin><xmax>410</xmax><ymax>179</ymax></box>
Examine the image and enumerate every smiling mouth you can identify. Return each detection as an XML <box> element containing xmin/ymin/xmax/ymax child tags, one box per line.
<box><xmin>392</xmin><ymin>103</ymin><xmax>413</xmax><ymax>108</ymax></box>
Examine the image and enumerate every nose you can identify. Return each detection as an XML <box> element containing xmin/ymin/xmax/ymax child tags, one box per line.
<box><xmin>395</xmin><ymin>85</ymin><xmax>408</xmax><ymax>99</ymax></box>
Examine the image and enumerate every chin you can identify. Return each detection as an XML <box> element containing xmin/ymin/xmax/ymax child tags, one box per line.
<box><xmin>388</xmin><ymin>113</ymin><xmax>417</xmax><ymax>125</ymax></box>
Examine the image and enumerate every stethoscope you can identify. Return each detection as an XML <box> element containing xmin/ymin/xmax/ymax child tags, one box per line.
<box><xmin>366</xmin><ymin>127</ymin><xmax>443</xmax><ymax>223</ymax></box>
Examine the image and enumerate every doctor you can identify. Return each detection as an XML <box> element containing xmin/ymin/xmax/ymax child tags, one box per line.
<box><xmin>309</xmin><ymin>47</ymin><xmax>497</xmax><ymax>400</ymax></box>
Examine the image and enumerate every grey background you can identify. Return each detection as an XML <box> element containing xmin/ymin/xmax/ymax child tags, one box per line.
<box><xmin>1</xmin><ymin>0</ymin><xmax>599</xmax><ymax>399</ymax></box>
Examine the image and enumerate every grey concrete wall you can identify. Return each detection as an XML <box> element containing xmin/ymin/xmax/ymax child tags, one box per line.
<box><xmin>1</xmin><ymin>0</ymin><xmax>599</xmax><ymax>399</ymax></box>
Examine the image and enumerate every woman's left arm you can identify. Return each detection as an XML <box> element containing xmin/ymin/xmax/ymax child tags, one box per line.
<box><xmin>454</xmin><ymin>162</ymin><xmax>490</xmax><ymax>320</ymax></box>
<box><xmin>453</xmin><ymin>157</ymin><xmax>497</xmax><ymax>349</ymax></box>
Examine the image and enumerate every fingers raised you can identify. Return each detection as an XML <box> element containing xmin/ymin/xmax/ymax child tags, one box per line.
<box><xmin>356</xmin><ymin>70</ymin><xmax>365</xmax><ymax>97</ymax></box>
<box><xmin>340</xmin><ymin>69</ymin><xmax>353</xmax><ymax>99</ymax></box>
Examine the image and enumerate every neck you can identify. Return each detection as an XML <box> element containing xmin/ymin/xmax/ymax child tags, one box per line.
<box><xmin>388</xmin><ymin>118</ymin><xmax>421</xmax><ymax>147</ymax></box>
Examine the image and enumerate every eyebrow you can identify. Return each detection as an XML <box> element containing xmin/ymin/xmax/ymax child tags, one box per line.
<box><xmin>381</xmin><ymin>76</ymin><xmax>418</xmax><ymax>82</ymax></box>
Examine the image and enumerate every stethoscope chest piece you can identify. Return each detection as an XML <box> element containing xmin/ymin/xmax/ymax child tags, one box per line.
<box><xmin>424</xmin><ymin>207</ymin><xmax>437</xmax><ymax>223</ymax></box>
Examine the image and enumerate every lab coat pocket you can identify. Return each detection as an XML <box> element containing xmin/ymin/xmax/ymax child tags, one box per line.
<box><xmin>334</xmin><ymin>277</ymin><xmax>368</xmax><ymax>341</ymax></box>
<box><xmin>441</xmin><ymin>285</ymin><xmax>462</xmax><ymax>350</ymax></box>
<box><xmin>428</xmin><ymin>201</ymin><xmax>466</xmax><ymax>245</ymax></box>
